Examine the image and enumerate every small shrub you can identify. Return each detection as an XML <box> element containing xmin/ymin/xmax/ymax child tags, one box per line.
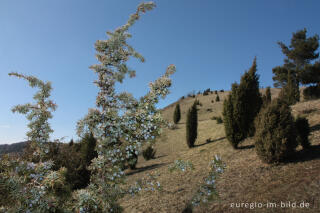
<box><xmin>195</xmin><ymin>99</ymin><xmax>201</xmax><ymax>106</ymax></box>
<box><xmin>220</xmin><ymin>89</ymin><xmax>224</xmax><ymax>92</ymax></box>
<box><xmin>216</xmin><ymin>117</ymin><xmax>223</xmax><ymax>124</ymax></box>
<box><xmin>181</xmin><ymin>96</ymin><xmax>185</xmax><ymax>100</ymax></box>
<box><xmin>128</xmin><ymin>151</ymin><xmax>138</xmax><ymax>170</ymax></box>
<box><xmin>168</xmin><ymin>159</ymin><xmax>194</xmax><ymax>172</ymax></box>
<box><xmin>214</xmin><ymin>90</ymin><xmax>218</xmax><ymax>94</ymax></box>
<box><xmin>215</xmin><ymin>95</ymin><xmax>220</xmax><ymax>102</ymax></box>
<box><xmin>303</xmin><ymin>85</ymin><xmax>320</xmax><ymax>100</ymax></box>
<box><xmin>211</xmin><ymin>100</ymin><xmax>214</xmax><ymax>103</ymax></box>
<box><xmin>254</xmin><ymin>99</ymin><xmax>298</xmax><ymax>163</ymax></box>
<box><xmin>142</xmin><ymin>146</ymin><xmax>156</xmax><ymax>160</ymax></box>
<box><xmin>203</xmin><ymin>88</ymin><xmax>210</xmax><ymax>96</ymax></box>
<box><xmin>211</xmin><ymin>116</ymin><xmax>218</xmax><ymax>120</ymax></box>
<box><xmin>168</xmin><ymin>123</ymin><xmax>178</xmax><ymax>130</ymax></box>
<box><xmin>295</xmin><ymin>116</ymin><xmax>311</xmax><ymax>149</ymax></box>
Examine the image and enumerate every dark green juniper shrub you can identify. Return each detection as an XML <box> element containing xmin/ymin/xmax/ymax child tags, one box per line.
<box><xmin>142</xmin><ymin>146</ymin><xmax>156</xmax><ymax>160</ymax></box>
<box><xmin>128</xmin><ymin>150</ymin><xmax>138</xmax><ymax>169</ymax></box>
<box><xmin>203</xmin><ymin>88</ymin><xmax>210</xmax><ymax>96</ymax></box>
<box><xmin>303</xmin><ymin>85</ymin><xmax>320</xmax><ymax>100</ymax></box>
<box><xmin>216</xmin><ymin>116</ymin><xmax>223</xmax><ymax>124</ymax></box>
<box><xmin>223</xmin><ymin>57</ymin><xmax>262</xmax><ymax>149</ymax></box>
<box><xmin>278</xmin><ymin>70</ymin><xmax>300</xmax><ymax>105</ymax></box>
<box><xmin>173</xmin><ymin>103</ymin><xmax>181</xmax><ymax>124</ymax></box>
<box><xmin>254</xmin><ymin>99</ymin><xmax>298</xmax><ymax>163</ymax></box>
<box><xmin>186</xmin><ymin>102</ymin><xmax>198</xmax><ymax>148</ymax></box>
<box><xmin>215</xmin><ymin>94</ymin><xmax>220</xmax><ymax>102</ymax></box>
<box><xmin>211</xmin><ymin>116</ymin><xmax>218</xmax><ymax>120</ymax></box>
<box><xmin>262</xmin><ymin>86</ymin><xmax>272</xmax><ymax>105</ymax></box>
<box><xmin>295</xmin><ymin>116</ymin><xmax>311</xmax><ymax>149</ymax></box>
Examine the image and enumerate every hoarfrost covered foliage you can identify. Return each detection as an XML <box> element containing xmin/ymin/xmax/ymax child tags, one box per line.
<box><xmin>168</xmin><ymin>159</ymin><xmax>194</xmax><ymax>172</ymax></box>
<box><xmin>75</xmin><ymin>1</ymin><xmax>175</xmax><ymax>212</ymax></box>
<box><xmin>190</xmin><ymin>155</ymin><xmax>226</xmax><ymax>207</ymax></box>
<box><xmin>1</xmin><ymin>1</ymin><xmax>176</xmax><ymax>212</ymax></box>
<box><xmin>1</xmin><ymin>73</ymin><xmax>70</xmax><ymax>212</ymax></box>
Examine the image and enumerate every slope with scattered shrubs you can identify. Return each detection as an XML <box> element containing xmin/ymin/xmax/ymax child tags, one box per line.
<box><xmin>120</xmin><ymin>89</ymin><xmax>320</xmax><ymax>213</ymax></box>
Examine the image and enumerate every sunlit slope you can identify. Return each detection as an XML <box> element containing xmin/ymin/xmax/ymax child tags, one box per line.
<box><xmin>120</xmin><ymin>89</ymin><xmax>320</xmax><ymax>213</ymax></box>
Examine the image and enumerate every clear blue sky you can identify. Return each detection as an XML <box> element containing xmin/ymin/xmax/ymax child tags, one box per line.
<box><xmin>1</xmin><ymin>0</ymin><xmax>319</xmax><ymax>144</ymax></box>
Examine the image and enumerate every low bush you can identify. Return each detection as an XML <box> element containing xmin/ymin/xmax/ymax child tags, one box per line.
<box><xmin>254</xmin><ymin>99</ymin><xmax>298</xmax><ymax>163</ymax></box>
<box><xmin>142</xmin><ymin>146</ymin><xmax>156</xmax><ymax>160</ymax></box>
<box><xmin>216</xmin><ymin>117</ymin><xmax>223</xmax><ymax>124</ymax></box>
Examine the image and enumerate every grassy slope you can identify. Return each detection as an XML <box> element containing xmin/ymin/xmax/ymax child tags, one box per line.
<box><xmin>120</xmin><ymin>89</ymin><xmax>320</xmax><ymax>213</ymax></box>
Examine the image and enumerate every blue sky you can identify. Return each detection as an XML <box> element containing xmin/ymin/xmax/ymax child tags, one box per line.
<box><xmin>1</xmin><ymin>0</ymin><xmax>319</xmax><ymax>144</ymax></box>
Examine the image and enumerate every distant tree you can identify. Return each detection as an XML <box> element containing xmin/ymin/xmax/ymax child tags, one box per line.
<box><xmin>223</xmin><ymin>57</ymin><xmax>262</xmax><ymax>148</ymax></box>
<box><xmin>69</xmin><ymin>139</ymin><xmax>74</xmax><ymax>146</ymax></box>
<box><xmin>214</xmin><ymin>90</ymin><xmax>218</xmax><ymax>94</ymax></box>
<box><xmin>278</xmin><ymin>70</ymin><xmax>300</xmax><ymax>105</ymax></box>
<box><xmin>173</xmin><ymin>103</ymin><xmax>181</xmax><ymax>124</ymax></box>
<box><xmin>215</xmin><ymin>94</ymin><xmax>220</xmax><ymax>102</ymax></box>
<box><xmin>186</xmin><ymin>101</ymin><xmax>198</xmax><ymax>148</ymax></box>
<box><xmin>80</xmin><ymin>132</ymin><xmax>98</xmax><ymax>166</ymax></box>
<box><xmin>203</xmin><ymin>88</ymin><xmax>210</xmax><ymax>96</ymax></box>
<box><xmin>262</xmin><ymin>86</ymin><xmax>272</xmax><ymax>105</ymax></box>
<box><xmin>273</xmin><ymin>29</ymin><xmax>320</xmax><ymax>100</ymax></box>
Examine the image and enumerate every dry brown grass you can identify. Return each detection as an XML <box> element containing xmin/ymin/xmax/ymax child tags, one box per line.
<box><xmin>120</xmin><ymin>89</ymin><xmax>320</xmax><ymax>213</ymax></box>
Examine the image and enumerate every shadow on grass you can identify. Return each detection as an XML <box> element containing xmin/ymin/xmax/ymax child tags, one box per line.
<box><xmin>284</xmin><ymin>145</ymin><xmax>320</xmax><ymax>163</ymax></box>
<box><xmin>126</xmin><ymin>162</ymin><xmax>170</xmax><ymax>176</ymax></box>
<box><xmin>155</xmin><ymin>154</ymin><xmax>168</xmax><ymax>159</ymax></box>
<box><xmin>194</xmin><ymin>137</ymin><xmax>226</xmax><ymax>147</ymax></box>
<box><xmin>237</xmin><ymin>144</ymin><xmax>255</xmax><ymax>150</ymax></box>
<box><xmin>310</xmin><ymin>124</ymin><xmax>320</xmax><ymax>132</ymax></box>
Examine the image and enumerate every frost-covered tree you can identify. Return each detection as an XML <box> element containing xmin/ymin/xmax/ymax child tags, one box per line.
<box><xmin>0</xmin><ymin>73</ymin><xmax>70</xmax><ymax>212</ymax></box>
<box><xmin>75</xmin><ymin>2</ymin><xmax>176</xmax><ymax>212</ymax></box>
<box><xmin>1</xmin><ymin>2</ymin><xmax>175</xmax><ymax>212</ymax></box>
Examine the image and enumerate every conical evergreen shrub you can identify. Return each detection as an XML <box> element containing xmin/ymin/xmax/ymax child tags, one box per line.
<box><xmin>254</xmin><ymin>99</ymin><xmax>298</xmax><ymax>163</ymax></box>
<box><xmin>222</xmin><ymin>57</ymin><xmax>262</xmax><ymax>149</ymax></box>
<box><xmin>215</xmin><ymin>94</ymin><xmax>220</xmax><ymax>102</ymax></box>
<box><xmin>262</xmin><ymin>86</ymin><xmax>272</xmax><ymax>105</ymax></box>
<box><xmin>279</xmin><ymin>70</ymin><xmax>300</xmax><ymax>105</ymax></box>
<box><xmin>295</xmin><ymin>116</ymin><xmax>310</xmax><ymax>149</ymax></box>
<box><xmin>222</xmin><ymin>83</ymin><xmax>241</xmax><ymax>148</ymax></box>
<box><xmin>173</xmin><ymin>103</ymin><xmax>181</xmax><ymax>124</ymax></box>
<box><xmin>186</xmin><ymin>101</ymin><xmax>198</xmax><ymax>148</ymax></box>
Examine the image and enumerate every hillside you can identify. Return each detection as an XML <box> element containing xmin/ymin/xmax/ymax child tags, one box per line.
<box><xmin>119</xmin><ymin>89</ymin><xmax>320</xmax><ymax>213</ymax></box>
<box><xmin>0</xmin><ymin>141</ymin><xmax>27</xmax><ymax>156</ymax></box>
